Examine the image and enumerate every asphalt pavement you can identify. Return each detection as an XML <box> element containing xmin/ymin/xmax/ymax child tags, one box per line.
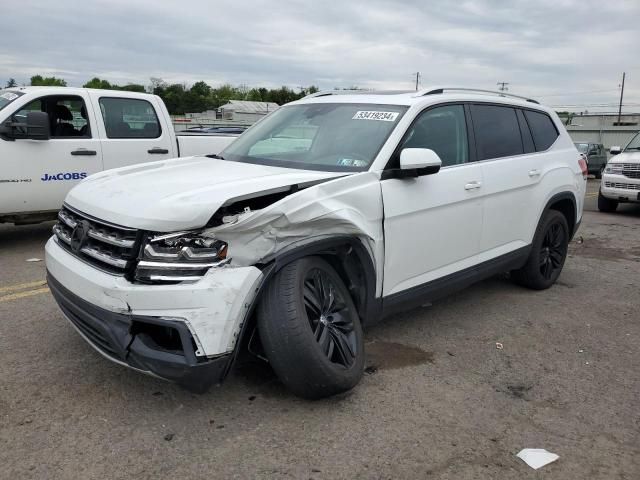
<box><xmin>1</xmin><ymin>179</ymin><xmax>639</xmax><ymax>479</ymax></box>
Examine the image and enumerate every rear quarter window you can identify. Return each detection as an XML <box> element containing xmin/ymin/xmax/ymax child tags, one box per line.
<box><xmin>524</xmin><ymin>110</ymin><xmax>559</xmax><ymax>151</ymax></box>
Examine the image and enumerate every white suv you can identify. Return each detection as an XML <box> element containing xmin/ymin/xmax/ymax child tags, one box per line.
<box><xmin>45</xmin><ymin>87</ymin><xmax>587</xmax><ymax>398</ymax></box>
<box><xmin>598</xmin><ymin>132</ymin><xmax>640</xmax><ymax>212</ymax></box>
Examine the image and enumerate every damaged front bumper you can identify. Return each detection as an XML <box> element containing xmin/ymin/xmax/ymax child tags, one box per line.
<box><xmin>45</xmin><ymin>237</ymin><xmax>263</xmax><ymax>392</ymax></box>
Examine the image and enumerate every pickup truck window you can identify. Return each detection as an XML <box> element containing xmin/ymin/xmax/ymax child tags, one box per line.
<box><xmin>99</xmin><ymin>97</ymin><xmax>161</xmax><ymax>139</ymax></box>
<box><xmin>222</xmin><ymin>103</ymin><xmax>408</xmax><ymax>172</ymax></box>
<box><xmin>0</xmin><ymin>90</ymin><xmax>24</xmax><ymax>111</ymax></box>
<box><xmin>14</xmin><ymin>95</ymin><xmax>90</xmax><ymax>138</ymax></box>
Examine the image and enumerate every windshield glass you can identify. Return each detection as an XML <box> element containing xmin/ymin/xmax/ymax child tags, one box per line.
<box><xmin>0</xmin><ymin>90</ymin><xmax>24</xmax><ymax>112</ymax></box>
<box><xmin>221</xmin><ymin>103</ymin><xmax>408</xmax><ymax>171</ymax></box>
<box><xmin>574</xmin><ymin>143</ymin><xmax>589</xmax><ymax>153</ymax></box>
<box><xmin>624</xmin><ymin>132</ymin><xmax>640</xmax><ymax>151</ymax></box>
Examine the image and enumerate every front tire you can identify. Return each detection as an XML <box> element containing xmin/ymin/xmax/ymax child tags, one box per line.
<box><xmin>257</xmin><ymin>256</ymin><xmax>364</xmax><ymax>399</ymax></box>
<box><xmin>595</xmin><ymin>165</ymin><xmax>604</xmax><ymax>180</ymax></box>
<box><xmin>512</xmin><ymin>210</ymin><xmax>569</xmax><ymax>290</ymax></box>
<box><xmin>598</xmin><ymin>191</ymin><xmax>618</xmax><ymax>212</ymax></box>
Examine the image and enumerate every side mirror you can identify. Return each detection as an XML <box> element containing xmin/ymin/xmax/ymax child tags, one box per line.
<box><xmin>0</xmin><ymin>111</ymin><xmax>50</xmax><ymax>141</ymax></box>
<box><xmin>610</xmin><ymin>146</ymin><xmax>621</xmax><ymax>155</ymax></box>
<box><xmin>382</xmin><ymin>148</ymin><xmax>442</xmax><ymax>179</ymax></box>
<box><xmin>25</xmin><ymin>111</ymin><xmax>50</xmax><ymax>140</ymax></box>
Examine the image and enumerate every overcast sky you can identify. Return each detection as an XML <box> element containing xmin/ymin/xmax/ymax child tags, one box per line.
<box><xmin>2</xmin><ymin>0</ymin><xmax>638</xmax><ymax>112</ymax></box>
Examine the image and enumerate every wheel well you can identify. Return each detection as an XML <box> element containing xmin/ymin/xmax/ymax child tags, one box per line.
<box><xmin>548</xmin><ymin>197</ymin><xmax>576</xmax><ymax>236</ymax></box>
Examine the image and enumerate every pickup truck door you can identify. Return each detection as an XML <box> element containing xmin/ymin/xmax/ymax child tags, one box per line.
<box><xmin>381</xmin><ymin>104</ymin><xmax>484</xmax><ymax>298</ymax></box>
<box><xmin>86</xmin><ymin>92</ymin><xmax>176</xmax><ymax>170</ymax></box>
<box><xmin>0</xmin><ymin>92</ymin><xmax>103</xmax><ymax>215</ymax></box>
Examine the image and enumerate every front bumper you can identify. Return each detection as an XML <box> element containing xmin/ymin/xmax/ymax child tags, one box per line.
<box><xmin>45</xmin><ymin>236</ymin><xmax>264</xmax><ymax>391</ymax></box>
<box><xmin>601</xmin><ymin>174</ymin><xmax>640</xmax><ymax>202</ymax></box>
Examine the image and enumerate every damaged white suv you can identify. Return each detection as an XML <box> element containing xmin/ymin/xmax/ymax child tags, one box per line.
<box><xmin>46</xmin><ymin>87</ymin><xmax>586</xmax><ymax>398</ymax></box>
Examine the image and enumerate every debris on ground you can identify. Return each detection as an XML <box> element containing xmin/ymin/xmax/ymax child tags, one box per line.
<box><xmin>496</xmin><ymin>342</ymin><xmax>504</xmax><ymax>350</ymax></box>
<box><xmin>516</xmin><ymin>448</ymin><xmax>559</xmax><ymax>470</ymax></box>
<box><xmin>25</xmin><ymin>258</ymin><xmax>42</xmax><ymax>262</ymax></box>
<box><xmin>164</xmin><ymin>433</ymin><xmax>174</xmax><ymax>441</ymax></box>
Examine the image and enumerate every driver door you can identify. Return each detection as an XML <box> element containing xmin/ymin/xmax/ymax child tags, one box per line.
<box><xmin>1</xmin><ymin>93</ymin><xmax>103</xmax><ymax>215</ymax></box>
<box><xmin>381</xmin><ymin>104</ymin><xmax>484</xmax><ymax>298</ymax></box>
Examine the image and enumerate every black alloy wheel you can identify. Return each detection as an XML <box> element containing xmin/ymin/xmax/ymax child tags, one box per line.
<box><xmin>303</xmin><ymin>268</ymin><xmax>357</xmax><ymax>368</ymax></box>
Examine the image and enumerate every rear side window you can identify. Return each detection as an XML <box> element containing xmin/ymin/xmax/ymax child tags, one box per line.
<box><xmin>99</xmin><ymin>97</ymin><xmax>161</xmax><ymax>139</ymax></box>
<box><xmin>470</xmin><ymin>105</ymin><xmax>523</xmax><ymax>160</ymax></box>
<box><xmin>523</xmin><ymin>110</ymin><xmax>558</xmax><ymax>151</ymax></box>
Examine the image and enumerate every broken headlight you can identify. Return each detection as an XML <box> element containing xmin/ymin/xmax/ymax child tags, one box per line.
<box><xmin>135</xmin><ymin>231</ymin><xmax>229</xmax><ymax>283</ymax></box>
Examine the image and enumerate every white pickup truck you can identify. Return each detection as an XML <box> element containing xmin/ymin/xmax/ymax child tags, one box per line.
<box><xmin>0</xmin><ymin>87</ymin><xmax>238</xmax><ymax>225</ymax></box>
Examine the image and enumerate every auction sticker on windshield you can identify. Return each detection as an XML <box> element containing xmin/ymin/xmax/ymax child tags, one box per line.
<box><xmin>1</xmin><ymin>92</ymin><xmax>19</xmax><ymax>101</ymax></box>
<box><xmin>352</xmin><ymin>111</ymin><xmax>399</xmax><ymax>122</ymax></box>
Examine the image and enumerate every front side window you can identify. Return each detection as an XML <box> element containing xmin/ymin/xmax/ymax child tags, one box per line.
<box><xmin>574</xmin><ymin>143</ymin><xmax>589</xmax><ymax>153</ymax></box>
<box><xmin>471</xmin><ymin>105</ymin><xmax>523</xmax><ymax>160</ymax></box>
<box><xmin>398</xmin><ymin>104</ymin><xmax>469</xmax><ymax>167</ymax></box>
<box><xmin>14</xmin><ymin>95</ymin><xmax>90</xmax><ymax>138</ymax></box>
<box><xmin>222</xmin><ymin>103</ymin><xmax>408</xmax><ymax>172</ymax></box>
<box><xmin>0</xmin><ymin>90</ymin><xmax>24</xmax><ymax>112</ymax></box>
<box><xmin>524</xmin><ymin>110</ymin><xmax>558</xmax><ymax>151</ymax></box>
<box><xmin>99</xmin><ymin>97</ymin><xmax>161</xmax><ymax>139</ymax></box>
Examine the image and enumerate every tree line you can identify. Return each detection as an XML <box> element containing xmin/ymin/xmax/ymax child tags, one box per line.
<box><xmin>3</xmin><ymin>75</ymin><xmax>319</xmax><ymax>114</ymax></box>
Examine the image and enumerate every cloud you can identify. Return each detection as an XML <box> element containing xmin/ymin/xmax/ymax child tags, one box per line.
<box><xmin>1</xmin><ymin>0</ymin><xmax>638</xmax><ymax>111</ymax></box>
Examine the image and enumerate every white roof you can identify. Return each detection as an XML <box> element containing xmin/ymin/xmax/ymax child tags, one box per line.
<box><xmin>219</xmin><ymin>100</ymin><xmax>280</xmax><ymax>113</ymax></box>
<box><xmin>290</xmin><ymin>86</ymin><xmax>551</xmax><ymax>113</ymax></box>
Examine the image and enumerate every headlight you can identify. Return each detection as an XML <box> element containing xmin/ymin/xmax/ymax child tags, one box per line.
<box><xmin>135</xmin><ymin>231</ymin><xmax>229</xmax><ymax>283</ymax></box>
<box><xmin>604</xmin><ymin>163</ymin><xmax>623</xmax><ymax>174</ymax></box>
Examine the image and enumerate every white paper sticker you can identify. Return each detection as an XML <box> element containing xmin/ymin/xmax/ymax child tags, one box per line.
<box><xmin>1</xmin><ymin>92</ymin><xmax>19</xmax><ymax>101</ymax></box>
<box><xmin>352</xmin><ymin>110</ymin><xmax>399</xmax><ymax>122</ymax></box>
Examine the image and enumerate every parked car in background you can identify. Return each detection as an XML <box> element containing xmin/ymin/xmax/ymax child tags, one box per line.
<box><xmin>0</xmin><ymin>87</ymin><xmax>240</xmax><ymax>225</ymax></box>
<box><xmin>574</xmin><ymin>142</ymin><xmax>607</xmax><ymax>178</ymax></box>
<box><xmin>598</xmin><ymin>132</ymin><xmax>640</xmax><ymax>212</ymax></box>
<box><xmin>46</xmin><ymin>87</ymin><xmax>586</xmax><ymax>398</ymax></box>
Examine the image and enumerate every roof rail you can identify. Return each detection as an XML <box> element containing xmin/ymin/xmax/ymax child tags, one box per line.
<box><xmin>416</xmin><ymin>86</ymin><xmax>539</xmax><ymax>104</ymax></box>
<box><xmin>303</xmin><ymin>89</ymin><xmax>413</xmax><ymax>99</ymax></box>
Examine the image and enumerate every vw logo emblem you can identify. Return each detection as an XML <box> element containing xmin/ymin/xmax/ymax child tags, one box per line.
<box><xmin>70</xmin><ymin>220</ymin><xmax>91</xmax><ymax>253</ymax></box>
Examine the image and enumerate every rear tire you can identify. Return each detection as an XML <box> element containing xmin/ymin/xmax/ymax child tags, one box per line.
<box><xmin>595</xmin><ymin>165</ymin><xmax>604</xmax><ymax>180</ymax></box>
<box><xmin>257</xmin><ymin>256</ymin><xmax>364</xmax><ymax>399</ymax></box>
<box><xmin>597</xmin><ymin>191</ymin><xmax>618</xmax><ymax>212</ymax></box>
<box><xmin>512</xmin><ymin>210</ymin><xmax>569</xmax><ymax>290</ymax></box>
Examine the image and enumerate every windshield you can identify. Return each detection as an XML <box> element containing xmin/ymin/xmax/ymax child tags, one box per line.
<box><xmin>624</xmin><ymin>132</ymin><xmax>640</xmax><ymax>151</ymax></box>
<box><xmin>221</xmin><ymin>103</ymin><xmax>408</xmax><ymax>172</ymax></box>
<box><xmin>574</xmin><ymin>143</ymin><xmax>589</xmax><ymax>153</ymax></box>
<box><xmin>0</xmin><ymin>90</ymin><xmax>24</xmax><ymax>112</ymax></box>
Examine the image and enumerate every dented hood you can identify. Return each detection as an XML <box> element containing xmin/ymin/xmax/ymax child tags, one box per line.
<box><xmin>65</xmin><ymin>156</ymin><xmax>346</xmax><ymax>231</ymax></box>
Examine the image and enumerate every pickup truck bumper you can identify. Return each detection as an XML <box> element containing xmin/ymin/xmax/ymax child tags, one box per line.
<box><xmin>45</xmin><ymin>237</ymin><xmax>263</xmax><ymax>392</ymax></box>
<box><xmin>601</xmin><ymin>174</ymin><xmax>640</xmax><ymax>203</ymax></box>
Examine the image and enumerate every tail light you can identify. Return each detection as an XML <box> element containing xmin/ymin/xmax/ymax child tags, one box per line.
<box><xmin>578</xmin><ymin>155</ymin><xmax>588</xmax><ymax>179</ymax></box>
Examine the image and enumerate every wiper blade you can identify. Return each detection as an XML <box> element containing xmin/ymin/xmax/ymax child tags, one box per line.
<box><xmin>206</xmin><ymin>153</ymin><xmax>225</xmax><ymax>159</ymax></box>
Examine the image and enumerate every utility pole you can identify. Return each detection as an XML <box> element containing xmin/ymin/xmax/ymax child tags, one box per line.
<box><xmin>497</xmin><ymin>81</ymin><xmax>509</xmax><ymax>92</ymax></box>
<box><xmin>617</xmin><ymin>72</ymin><xmax>626</xmax><ymax>126</ymax></box>
<box><xmin>414</xmin><ymin>72</ymin><xmax>421</xmax><ymax>91</ymax></box>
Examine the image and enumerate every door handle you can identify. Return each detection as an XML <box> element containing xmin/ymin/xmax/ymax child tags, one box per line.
<box><xmin>148</xmin><ymin>147</ymin><xmax>169</xmax><ymax>154</ymax></box>
<box><xmin>464</xmin><ymin>181</ymin><xmax>482</xmax><ymax>190</ymax></box>
<box><xmin>528</xmin><ymin>169</ymin><xmax>541</xmax><ymax>177</ymax></box>
<box><xmin>70</xmin><ymin>149</ymin><xmax>97</xmax><ymax>156</ymax></box>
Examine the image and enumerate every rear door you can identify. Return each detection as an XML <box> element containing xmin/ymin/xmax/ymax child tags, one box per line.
<box><xmin>0</xmin><ymin>93</ymin><xmax>103</xmax><ymax>215</ymax></box>
<box><xmin>470</xmin><ymin>104</ymin><xmax>538</xmax><ymax>258</ymax></box>
<box><xmin>381</xmin><ymin>104</ymin><xmax>484</xmax><ymax>297</ymax></box>
<box><xmin>87</xmin><ymin>93</ymin><xmax>175</xmax><ymax>170</ymax></box>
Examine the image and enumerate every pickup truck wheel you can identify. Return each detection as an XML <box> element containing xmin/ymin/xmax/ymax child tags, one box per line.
<box><xmin>595</xmin><ymin>165</ymin><xmax>604</xmax><ymax>180</ymax></box>
<box><xmin>597</xmin><ymin>190</ymin><xmax>618</xmax><ymax>212</ymax></box>
<box><xmin>512</xmin><ymin>210</ymin><xmax>569</xmax><ymax>290</ymax></box>
<box><xmin>257</xmin><ymin>256</ymin><xmax>364</xmax><ymax>399</ymax></box>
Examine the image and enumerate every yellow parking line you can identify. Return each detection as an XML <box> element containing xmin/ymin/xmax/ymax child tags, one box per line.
<box><xmin>0</xmin><ymin>280</ymin><xmax>47</xmax><ymax>294</ymax></box>
<box><xmin>0</xmin><ymin>287</ymin><xmax>50</xmax><ymax>303</ymax></box>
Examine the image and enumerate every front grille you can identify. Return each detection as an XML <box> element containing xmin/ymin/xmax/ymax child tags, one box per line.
<box><xmin>53</xmin><ymin>205</ymin><xmax>141</xmax><ymax>274</ymax></box>
<box><xmin>622</xmin><ymin>163</ymin><xmax>640</xmax><ymax>179</ymax></box>
<box><xmin>604</xmin><ymin>181</ymin><xmax>640</xmax><ymax>191</ymax></box>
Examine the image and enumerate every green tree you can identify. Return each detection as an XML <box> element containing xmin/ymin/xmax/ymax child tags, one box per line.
<box><xmin>30</xmin><ymin>75</ymin><xmax>67</xmax><ymax>86</ymax></box>
<box><xmin>5</xmin><ymin>78</ymin><xmax>17</xmax><ymax>88</ymax></box>
<box><xmin>83</xmin><ymin>77</ymin><xmax>112</xmax><ymax>89</ymax></box>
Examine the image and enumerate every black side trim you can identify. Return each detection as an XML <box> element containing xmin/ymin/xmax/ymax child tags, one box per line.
<box><xmin>382</xmin><ymin>246</ymin><xmax>531</xmax><ymax>317</ymax></box>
